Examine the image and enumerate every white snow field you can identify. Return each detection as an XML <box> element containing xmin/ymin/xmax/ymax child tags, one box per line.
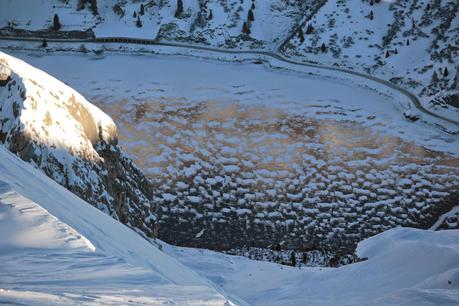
<box><xmin>0</xmin><ymin>144</ymin><xmax>458</xmax><ymax>305</ymax></box>
<box><xmin>0</xmin><ymin>0</ymin><xmax>303</xmax><ymax>50</ymax></box>
<box><xmin>0</xmin><ymin>145</ymin><xmax>238</xmax><ymax>305</ymax></box>
<box><xmin>166</xmin><ymin>227</ymin><xmax>459</xmax><ymax>306</ymax></box>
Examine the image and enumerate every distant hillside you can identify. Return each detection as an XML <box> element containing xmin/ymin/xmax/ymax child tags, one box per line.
<box><xmin>0</xmin><ymin>0</ymin><xmax>307</xmax><ymax>50</ymax></box>
<box><xmin>282</xmin><ymin>0</ymin><xmax>459</xmax><ymax>111</ymax></box>
<box><xmin>1</xmin><ymin>0</ymin><xmax>457</xmax><ymax>111</ymax></box>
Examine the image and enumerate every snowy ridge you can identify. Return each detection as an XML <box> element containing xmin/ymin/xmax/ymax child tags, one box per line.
<box><xmin>0</xmin><ymin>145</ymin><xmax>237</xmax><ymax>305</ymax></box>
<box><xmin>0</xmin><ymin>51</ymin><xmax>157</xmax><ymax>237</ymax></box>
<box><xmin>0</xmin><ymin>51</ymin><xmax>116</xmax><ymax>155</ymax></box>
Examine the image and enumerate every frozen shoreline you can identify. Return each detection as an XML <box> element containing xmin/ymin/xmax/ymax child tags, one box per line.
<box><xmin>2</xmin><ymin>44</ymin><xmax>458</xmax><ymax>156</ymax></box>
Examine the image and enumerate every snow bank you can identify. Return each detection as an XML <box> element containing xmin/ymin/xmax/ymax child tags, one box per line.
<box><xmin>169</xmin><ymin>227</ymin><xmax>459</xmax><ymax>306</ymax></box>
<box><xmin>0</xmin><ymin>145</ymin><xmax>236</xmax><ymax>305</ymax></box>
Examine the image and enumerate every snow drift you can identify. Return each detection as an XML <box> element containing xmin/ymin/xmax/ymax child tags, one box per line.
<box><xmin>0</xmin><ymin>145</ymin><xmax>236</xmax><ymax>305</ymax></box>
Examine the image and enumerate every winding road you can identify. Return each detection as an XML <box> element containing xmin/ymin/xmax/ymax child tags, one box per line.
<box><xmin>1</xmin><ymin>35</ymin><xmax>458</xmax><ymax>129</ymax></box>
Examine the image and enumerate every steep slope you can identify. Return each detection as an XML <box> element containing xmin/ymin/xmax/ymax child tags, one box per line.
<box><xmin>0</xmin><ymin>0</ymin><xmax>306</xmax><ymax>50</ymax></box>
<box><xmin>2</xmin><ymin>126</ymin><xmax>458</xmax><ymax>306</ymax></box>
<box><xmin>0</xmin><ymin>51</ymin><xmax>156</xmax><ymax>237</ymax></box>
<box><xmin>0</xmin><ymin>145</ymin><xmax>237</xmax><ymax>305</ymax></box>
<box><xmin>12</xmin><ymin>52</ymin><xmax>459</xmax><ymax>266</ymax></box>
<box><xmin>282</xmin><ymin>0</ymin><xmax>459</xmax><ymax>115</ymax></box>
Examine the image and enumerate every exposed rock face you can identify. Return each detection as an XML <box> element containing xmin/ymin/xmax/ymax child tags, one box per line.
<box><xmin>0</xmin><ymin>61</ymin><xmax>11</xmax><ymax>86</ymax></box>
<box><xmin>0</xmin><ymin>52</ymin><xmax>156</xmax><ymax>237</ymax></box>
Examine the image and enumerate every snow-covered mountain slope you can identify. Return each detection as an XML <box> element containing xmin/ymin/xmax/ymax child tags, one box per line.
<box><xmin>167</xmin><ymin>227</ymin><xmax>459</xmax><ymax>306</ymax></box>
<box><xmin>0</xmin><ymin>0</ymin><xmax>457</xmax><ymax>118</ymax></box>
<box><xmin>1</xmin><ymin>129</ymin><xmax>458</xmax><ymax>306</ymax></box>
<box><xmin>0</xmin><ymin>51</ymin><xmax>157</xmax><ymax>237</ymax></box>
<box><xmin>283</xmin><ymin>0</ymin><xmax>459</xmax><ymax>115</ymax></box>
<box><xmin>0</xmin><ymin>0</ymin><xmax>306</xmax><ymax>50</ymax></box>
<box><xmin>0</xmin><ymin>145</ymin><xmax>236</xmax><ymax>305</ymax></box>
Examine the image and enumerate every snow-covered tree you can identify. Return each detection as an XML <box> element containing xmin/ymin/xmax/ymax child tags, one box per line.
<box><xmin>242</xmin><ymin>21</ymin><xmax>250</xmax><ymax>35</ymax></box>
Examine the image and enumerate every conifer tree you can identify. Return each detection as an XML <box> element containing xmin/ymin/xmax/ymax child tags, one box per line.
<box><xmin>41</xmin><ymin>38</ymin><xmax>48</xmax><ymax>48</ymax></box>
<box><xmin>90</xmin><ymin>0</ymin><xmax>98</xmax><ymax>15</ymax></box>
<box><xmin>133</xmin><ymin>11</ymin><xmax>137</xmax><ymax>18</ymax></box>
<box><xmin>385</xmin><ymin>50</ymin><xmax>390</xmax><ymax>58</ymax></box>
<box><xmin>431</xmin><ymin>71</ymin><xmax>439</xmax><ymax>85</ymax></box>
<box><xmin>53</xmin><ymin>14</ymin><xmax>61</xmax><ymax>31</ymax></box>
<box><xmin>306</xmin><ymin>23</ymin><xmax>314</xmax><ymax>34</ymax></box>
<box><xmin>175</xmin><ymin>0</ymin><xmax>184</xmax><ymax>18</ymax></box>
<box><xmin>248</xmin><ymin>9</ymin><xmax>254</xmax><ymax>21</ymax></box>
<box><xmin>242</xmin><ymin>21</ymin><xmax>251</xmax><ymax>35</ymax></box>
<box><xmin>321</xmin><ymin>42</ymin><xmax>326</xmax><ymax>52</ymax></box>
<box><xmin>208</xmin><ymin>9</ymin><xmax>213</xmax><ymax>20</ymax></box>
<box><xmin>444</xmin><ymin>67</ymin><xmax>449</xmax><ymax>78</ymax></box>
<box><xmin>302</xmin><ymin>252</ymin><xmax>308</xmax><ymax>264</ymax></box>
<box><xmin>298</xmin><ymin>27</ymin><xmax>304</xmax><ymax>43</ymax></box>
<box><xmin>140</xmin><ymin>3</ymin><xmax>145</xmax><ymax>15</ymax></box>
<box><xmin>290</xmin><ymin>252</ymin><xmax>296</xmax><ymax>267</ymax></box>
<box><xmin>136</xmin><ymin>16</ymin><xmax>142</xmax><ymax>27</ymax></box>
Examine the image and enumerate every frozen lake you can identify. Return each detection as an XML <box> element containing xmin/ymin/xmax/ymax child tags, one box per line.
<box><xmin>8</xmin><ymin>51</ymin><xmax>459</xmax><ymax>253</ymax></box>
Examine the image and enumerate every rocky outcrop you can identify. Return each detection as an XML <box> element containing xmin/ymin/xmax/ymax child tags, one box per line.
<box><xmin>0</xmin><ymin>60</ymin><xmax>11</xmax><ymax>86</ymax></box>
<box><xmin>0</xmin><ymin>52</ymin><xmax>156</xmax><ymax>237</ymax></box>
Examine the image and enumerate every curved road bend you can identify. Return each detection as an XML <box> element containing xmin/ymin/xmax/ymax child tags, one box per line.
<box><xmin>1</xmin><ymin>35</ymin><xmax>458</xmax><ymax>128</ymax></box>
